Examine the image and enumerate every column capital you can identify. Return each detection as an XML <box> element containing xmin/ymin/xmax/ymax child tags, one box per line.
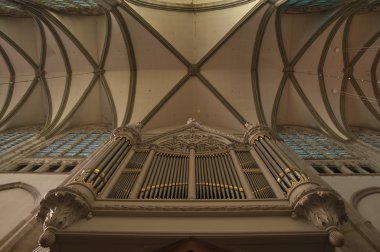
<box><xmin>110</xmin><ymin>122</ymin><xmax>142</xmax><ymax>144</ymax></box>
<box><xmin>243</xmin><ymin>122</ymin><xmax>273</xmax><ymax>144</ymax></box>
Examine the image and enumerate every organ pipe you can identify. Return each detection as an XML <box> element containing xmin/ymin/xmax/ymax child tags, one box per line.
<box><xmin>129</xmin><ymin>147</ymin><xmax>156</xmax><ymax>199</ymax></box>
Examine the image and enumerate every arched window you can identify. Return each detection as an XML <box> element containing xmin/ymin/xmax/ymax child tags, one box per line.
<box><xmin>0</xmin><ymin>126</ymin><xmax>40</xmax><ymax>154</ymax></box>
<box><xmin>278</xmin><ymin>126</ymin><xmax>378</xmax><ymax>175</ymax></box>
<box><xmin>352</xmin><ymin>128</ymin><xmax>380</xmax><ymax>150</ymax></box>
<box><xmin>8</xmin><ymin>126</ymin><xmax>110</xmax><ymax>173</ymax></box>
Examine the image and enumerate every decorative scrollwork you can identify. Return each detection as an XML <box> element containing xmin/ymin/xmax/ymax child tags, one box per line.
<box><xmin>157</xmin><ymin>128</ymin><xmax>230</xmax><ymax>152</ymax></box>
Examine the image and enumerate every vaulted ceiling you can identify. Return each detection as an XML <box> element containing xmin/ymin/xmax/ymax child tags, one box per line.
<box><xmin>0</xmin><ymin>0</ymin><xmax>378</xmax><ymax>139</ymax></box>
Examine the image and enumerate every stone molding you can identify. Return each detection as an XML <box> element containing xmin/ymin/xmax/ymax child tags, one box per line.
<box><xmin>91</xmin><ymin>202</ymin><xmax>291</xmax><ymax>213</ymax></box>
<box><xmin>0</xmin><ymin>182</ymin><xmax>41</xmax><ymax>204</ymax></box>
<box><xmin>351</xmin><ymin>186</ymin><xmax>380</xmax><ymax>210</ymax></box>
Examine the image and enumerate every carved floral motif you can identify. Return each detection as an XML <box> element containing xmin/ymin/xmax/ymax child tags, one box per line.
<box><xmin>292</xmin><ymin>187</ymin><xmax>347</xmax><ymax>247</ymax></box>
<box><xmin>36</xmin><ymin>187</ymin><xmax>92</xmax><ymax>247</ymax></box>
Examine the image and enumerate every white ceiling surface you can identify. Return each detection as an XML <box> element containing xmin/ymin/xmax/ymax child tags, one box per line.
<box><xmin>0</xmin><ymin>1</ymin><xmax>378</xmax><ymax>137</ymax></box>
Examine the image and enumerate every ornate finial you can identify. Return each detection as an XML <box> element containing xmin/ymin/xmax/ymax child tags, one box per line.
<box><xmin>243</xmin><ymin>122</ymin><xmax>272</xmax><ymax>144</ymax></box>
<box><xmin>127</xmin><ymin>121</ymin><xmax>142</xmax><ymax>131</ymax></box>
<box><xmin>187</xmin><ymin>118</ymin><xmax>197</xmax><ymax>124</ymax></box>
<box><xmin>110</xmin><ymin>122</ymin><xmax>142</xmax><ymax>143</ymax></box>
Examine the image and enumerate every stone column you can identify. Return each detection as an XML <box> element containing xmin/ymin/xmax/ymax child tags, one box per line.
<box><xmin>244</xmin><ymin>123</ymin><xmax>347</xmax><ymax>247</ymax></box>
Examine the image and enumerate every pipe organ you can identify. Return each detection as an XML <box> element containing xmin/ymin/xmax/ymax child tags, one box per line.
<box><xmin>106</xmin><ymin>126</ymin><xmax>275</xmax><ymax>200</ymax></box>
<box><xmin>36</xmin><ymin>122</ymin><xmax>348</xmax><ymax>250</ymax></box>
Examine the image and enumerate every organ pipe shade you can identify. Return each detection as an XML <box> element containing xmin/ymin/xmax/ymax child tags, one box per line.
<box><xmin>196</xmin><ymin>152</ymin><xmax>245</xmax><ymax>200</ymax></box>
<box><xmin>236</xmin><ymin>151</ymin><xmax>276</xmax><ymax>199</ymax></box>
<box><xmin>139</xmin><ymin>152</ymin><xmax>189</xmax><ymax>199</ymax></box>
<box><xmin>108</xmin><ymin>151</ymin><xmax>149</xmax><ymax>199</ymax></box>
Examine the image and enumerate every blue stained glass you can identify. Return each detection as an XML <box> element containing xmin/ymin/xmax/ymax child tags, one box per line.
<box><xmin>278</xmin><ymin>129</ymin><xmax>354</xmax><ymax>160</ymax></box>
<box><xmin>0</xmin><ymin>130</ymin><xmax>36</xmax><ymax>154</ymax></box>
<box><xmin>355</xmin><ymin>129</ymin><xmax>380</xmax><ymax>150</ymax></box>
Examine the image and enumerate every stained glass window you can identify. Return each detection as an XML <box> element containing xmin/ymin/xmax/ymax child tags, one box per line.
<box><xmin>278</xmin><ymin>127</ymin><xmax>354</xmax><ymax>160</ymax></box>
<box><xmin>0</xmin><ymin>128</ymin><xmax>38</xmax><ymax>154</ymax></box>
<box><xmin>31</xmin><ymin>0</ymin><xmax>102</xmax><ymax>15</ymax></box>
<box><xmin>353</xmin><ymin>128</ymin><xmax>380</xmax><ymax>150</ymax></box>
<box><xmin>0</xmin><ymin>1</ymin><xmax>28</xmax><ymax>17</ymax></box>
<box><xmin>33</xmin><ymin>130</ymin><xmax>110</xmax><ymax>158</ymax></box>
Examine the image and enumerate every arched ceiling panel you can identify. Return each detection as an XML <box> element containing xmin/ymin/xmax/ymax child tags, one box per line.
<box><xmin>45</xmin><ymin>76</ymin><xmax>66</xmax><ymax>123</ymax></box>
<box><xmin>118</xmin><ymin>7</ymin><xmax>187</xmax><ymax>70</ymax></box>
<box><xmin>0</xmin><ymin>75</ymin><xmax>33</xmax><ymax>120</ymax></box>
<box><xmin>322</xmin><ymin>19</ymin><xmax>347</xmax><ymax>129</ymax></box>
<box><xmin>200</xmin><ymin>69</ymin><xmax>256</xmax><ymax>123</ymax></box>
<box><xmin>347</xmin><ymin>12</ymin><xmax>380</xmax><ymax>63</ymax></box>
<box><xmin>43</xmin><ymin>23</ymin><xmax>67</xmax><ymax>73</ymax></box>
<box><xmin>55</xmin><ymin>74</ymin><xmax>95</xmax><ymax>126</ymax></box>
<box><xmin>281</xmin><ymin>11</ymin><xmax>335</xmax><ymax>61</ymax></box>
<box><xmin>0</xmin><ymin>82</ymin><xmax>9</xmax><ymax>115</ymax></box>
<box><xmin>129</xmin><ymin>69</ymin><xmax>187</xmax><ymax>123</ymax></box>
<box><xmin>104</xmin><ymin>13</ymin><xmax>131</xmax><ymax>71</ymax></box>
<box><xmin>0</xmin><ymin>38</ymin><xmax>35</xmax><ymax>74</ymax></box>
<box><xmin>127</xmin><ymin>0</ymin><xmax>261</xmax><ymax>64</ymax></box>
<box><xmin>291</xmin><ymin>19</ymin><xmax>348</xmax><ymax>139</ymax></box>
<box><xmin>345</xmin><ymin>81</ymin><xmax>380</xmax><ymax>130</ymax></box>
<box><xmin>51</xmin><ymin>13</ymin><xmax>106</xmax><ymax>63</ymax></box>
<box><xmin>294</xmin><ymin>21</ymin><xmax>335</xmax><ymax>73</ymax></box>
<box><xmin>276</xmin><ymin>80</ymin><xmax>319</xmax><ymax>129</ymax></box>
<box><xmin>42</xmin><ymin>23</ymin><xmax>68</xmax><ymax>123</ymax></box>
<box><xmin>104</xmin><ymin>71</ymin><xmax>130</xmax><ymax>127</ymax></box>
<box><xmin>0</xmin><ymin>18</ymin><xmax>39</xmax><ymax>63</ymax></box>
<box><xmin>143</xmin><ymin>77</ymin><xmax>244</xmax><ymax>132</ymax></box>
<box><xmin>58</xmin><ymin>80</ymin><xmax>113</xmax><ymax>131</ymax></box>
<box><xmin>294</xmin><ymin>72</ymin><xmax>347</xmax><ymax>139</ymax></box>
<box><xmin>103</xmin><ymin>13</ymin><xmax>132</xmax><ymax>126</ymax></box>
<box><xmin>0</xmin><ymin>51</ymin><xmax>10</xmax><ymax>116</ymax></box>
<box><xmin>117</xmin><ymin>7</ymin><xmax>188</xmax><ymax>123</ymax></box>
<box><xmin>353</xmin><ymin>37</ymin><xmax>380</xmax><ymax>114</ymax></box>
<box><xmin>1</xmin><ymin>81</ymin><xmax>47</xmax><ymax>130</ymax></box>
<box><xmin>202</xmin><ymin>4</ymin><xmax>266</xmax><ymax>70</ymax></box>
<box><xmin>258</xmin><ymin>8</ymin><xmax>286</xmax><ymax>127</ymax></box>
<box><xmin>52</xmin><ymin>23</ymin><xmax>94</xmax><ymax>73</ymax></box>
<box><xmin>201</xmin><ymin>4</ymin><xmax>268</xmax><ymax>125</ymax></box>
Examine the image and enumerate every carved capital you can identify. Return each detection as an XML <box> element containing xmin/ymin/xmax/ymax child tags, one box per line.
<box><xmin>36</xmin><ymin>187</ymin><xmax>92</xmax><ymax>247</ymax></box>
<box><xmin>243</xmin><ymin>122</ymin><xmax>272</xmax><ymax>144</ymax></box>
<box><xmin>291</xmin><ymin>186</ymin><xmax>347</xmax><ymax>247</ymax></box>
<box><xmin>110</xmin><ymin>123</ymin><xmax>142</xmax><ymax>143</ymax></box>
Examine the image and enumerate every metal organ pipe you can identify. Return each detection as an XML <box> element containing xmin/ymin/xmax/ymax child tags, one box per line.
<box><xmin>129</xmin><ymin>148</ymin><xmax>156</xmax><ymax>199</ymax></box>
